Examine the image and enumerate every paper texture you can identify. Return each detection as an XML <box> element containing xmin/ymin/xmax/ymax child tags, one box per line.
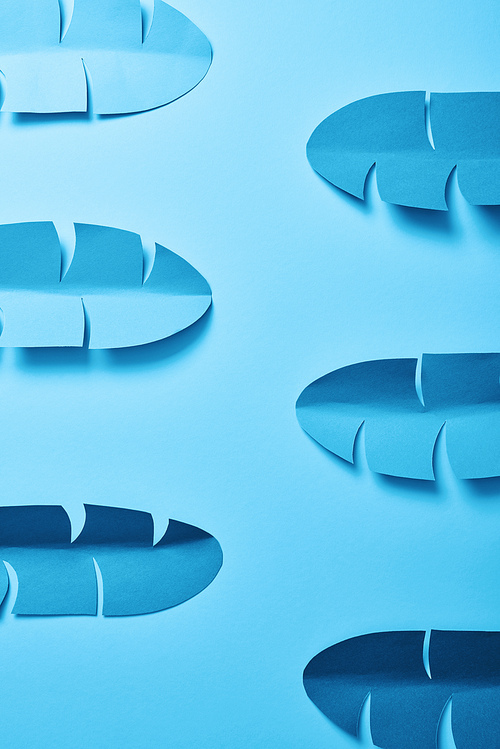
<box><xmin>0</xmin><ymin>0</ymin><xmax>212</xmax><ymax>113</ymax></box>
<box><xmin>296</xmin><ymin>354</ymin><xmax>500</xmax><ymax>480</ymax></box>
<box><xmin>307</xmin><ymin>92</ymin><xmax>500</xmax><ymax>209</ymax></box>
<box><xmin>0</xmin><ymin>504</ymin><xmax>222</xmax><ymax>616</ymax></box>
<box><xmin>0</xmin><ymin>221</ymin><xmax>212</xmax><ymax>348</ymax></box>
<box><xmin>304</xmin><ymin>630</ymin><xmax>500</xmax><ymax>749</ymax></box>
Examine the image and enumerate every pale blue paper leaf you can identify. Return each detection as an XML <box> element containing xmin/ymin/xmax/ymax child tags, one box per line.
<box><xmin>0</xmin><ymin>0</ymin><xmax>211</xmax><ymax>114</ymax></box>
<box><xmin>0</xmin><ymin>222</ymin><xmax>212</xmax><ymax>349</ymax></box>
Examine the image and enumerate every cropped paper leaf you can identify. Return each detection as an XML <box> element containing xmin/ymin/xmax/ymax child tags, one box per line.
<box><xmin>0</xmin><ymin>504</ymin><xmax>222</xmax><ymax>616</ymax></box>
<box><xmin>296</xmin><ymin>354</ymin><xmax>500</xmax><ymax>480</ymax></box>
<box><xmin>304</xmin><ymin>630</ymin><xmax>500</xmax><ymax>749</ymax></box>
<box><xmin>0</xmin><ymin>0</ymin><xmax>212</xmax><ymax>114</ymax></box>
<box><xmin>0</xmin><ymin>221</ymin><xmax>211</xmax><ymax>348</ymax></box>
<box><xmin>307</xmin><ymin>92</ymin><xmax>500</xmax><ymax>209</ymax></box>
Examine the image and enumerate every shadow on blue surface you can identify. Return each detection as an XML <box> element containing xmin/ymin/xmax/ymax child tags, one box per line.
<box><xmin>13</xmin><ymin>111</ymin><xmax>92</xmax><ymax>125</ymax></box>
<box><xmin>16</xmin><ymin>303</ymin><xmax>213</xmax><ymax>371</ymax></box>
<box><xmin>375</xmin><ymin>472</ymin><xmax>441</xmax><ymax>498</ymax></box>
<box><xmin>465</xmin><ymin>475</ymin><xmax>500</xmax><ymax>498</ymax></box>
<box><xmin>473</xmin><ymin>204</ymin><xmax>500</xmax><ymax>232</ymax></box>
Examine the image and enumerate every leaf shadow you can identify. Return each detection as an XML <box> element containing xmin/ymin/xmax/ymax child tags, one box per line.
<box><xmin>16</xmin><ymin>304</ymin><xmax>213</xmax><ymax>372</ymax></box>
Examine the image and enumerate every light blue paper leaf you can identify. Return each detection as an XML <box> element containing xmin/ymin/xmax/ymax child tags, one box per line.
<box><xmin>296</xmin><ymin>354</ymin><xmax>500</xmax><ymax>480</ymax></box>
<box><xmin>0</xmin><ymin>221</ymin><xmax>211</xmax><ymax>349</ymax></box>
<box><xmin>304</xmin><ymin>630</ymin><xmax>500</xmax><ymax>749</ymax></box>
<box><xmin>0</xmin><ymin>0</ymin><xmax>212</xmax><ymax>114</ymax></box>
<box><xmin>307</xmin><ymin>92</ymin><xmax>500</xmax><ymax>209</ymax></box>
<box><xmin>0</xmin><ymin>504</ymin><xmax>222</xmax><ymax>616</ymax></box>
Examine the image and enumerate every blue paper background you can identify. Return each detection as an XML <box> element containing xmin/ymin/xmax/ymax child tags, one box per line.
<box><xmin>0</xmin><ymin>0</ymin><xmax>499</xmax><ymax>746</ymax></box>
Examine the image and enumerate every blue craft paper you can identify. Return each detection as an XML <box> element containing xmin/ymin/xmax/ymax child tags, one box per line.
<box><xmin>0</xmin><ymin>0</ymin><xmax>60</xmax><ymax>51</ymax></box>
<box><xmin>0</xmin><ymin>506</ymin><xmax>95</xmax><ymax>616</ymax></box>
<box><xmin>0</xmin><ymin>0</ymin><xmax>212</xmax><ymax>114</ymax></box>
<box><xmin>77</xmin><ymin>507</ymin><xmax>223</xmax><ymax>616</ymax></box>
<box><xmin>0</xmin><ymin>505</ymin><xmax>222</xmax><ymax>616</ymax></box>
<box><xmin>81</xmin><ymin>1</ymin><xmax>213</xmax><ymax>114</ymax></box>
<box><xmin>0</xmin><ymin>221</ymin><xmax>211</xmax><ymax>349</ymax></box>
<box><xmin>304</xmin><ymin>630</ymin><xmax>500</xmax><ymax>749</ymax></box>
<box><xmin>430</xmin><ymin>631</ymin><xmax>500</xmax><ymax>749</ymax></box>
<box><xmin>307</xmin><ymin>91</ymin><xmax>500</xmax><ymax>209</ymax></box>
<box><xmin>61</xmin><ymin>0</ymin><xmax>141</xmax><ymax>49</ymax></box>
<box><xmin>431</xmin><ymin>93</ymin><xmax>500</xmax><ymax>205</ymax></box>
<box><xmin>62</xmin><ymin>223</ymin><xmax>144</xmax><ymax>288</ymax></box>
<box><xmin>296</xmin><ymin>354</ymin><xmax>500</xmax><ymax>480</ymax></box>
<box><xmin>0</xmin><ymin>2</ymin><xmax>497</xmax><ymax>745</ymax></box>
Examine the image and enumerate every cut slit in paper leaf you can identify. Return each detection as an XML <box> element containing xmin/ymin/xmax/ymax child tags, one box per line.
<box><xmin>0</xmin><ymin>0</ymin><xmax>212</xmax><ymax>114</ymax></box>
<box><xmin>306</xmin><ymin>92</ymin><xmax>500</xmax><ymax>209</ymax></box>
<box><xmin>0</xmin><ymin>504</ymin><xmax>222</xmax><ymax>616</ymax></box>
<box><xmin>0</xmin><ymin>221</ymin><xmax>212</xmax><ymax>348</ymax></box>
<box><xmin>304</xmin><ymin>630</ymin><xmax>500</xmax><ymax>749</ymax></box>
<box><xmin>295</xmin><ymin>354</ymin><xmax>500</xmax><ymax>480</ymax></box>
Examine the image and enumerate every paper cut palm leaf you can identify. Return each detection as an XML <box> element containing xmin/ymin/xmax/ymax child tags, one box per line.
<box><xmin>307</xmin><ymin>92</ymin><xmax>500</xmax><ymax>209</ymax></box>
<box><xmin>0</xmin><ymin>0</ymin><xmax>211</xmax><ymax>114</ymax></box>
<box><xmin>296</xmin><ymin>353</ymin><xmax>500</xmax><ymax>480</ymax></box>
<box><xmin>304</xmin><ymin>630</ymin><xmax>500</xmax><ymax>749</ymax></box>
<box><xmin>0</xmin><ymin>221</ymin><xmax>211</xmax><ymax>348</ymax></box>
<box><xmin>0</xmin><ymin>504</ymin><xmax>222</xmax><ymax>616</ymax></box>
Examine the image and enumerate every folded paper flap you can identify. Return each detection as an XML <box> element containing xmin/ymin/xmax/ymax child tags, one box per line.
<box><xmin>0</xmin><ymin>0</ymin><xmax>60</xmax><ymax>51</ymax></box>
<box><xmin>74</xmin><ymin>504</ymin><xmax>153</xmax><ymax>546</ymax></box>
<box><xmin>297</xmin><ymin>359</ymin><xmax>420</xmax><ymax>409</ymax></box>
<box><xmin>7</xmin><ymin>547</ymin><xmax>97</xmax><ymax>617</ymax></box>
<box><xmin>431</xmin><ymin>93</ymin><xmax>500</xmax><ymax>156</ymax></box>
<box><xmin>62</xmin><ymin>224</ymin><xmax>143</xmax><ymax>289</ymax></box>
<box><xmin>145</xmin><ymin>243</ymin><xmax>211</xmax><ymax>296</ymax></box>
<box><xmin>61</xmin><ymin>0</ymin><xmax>141</xmax><ymax>50</ymax></box>
<box><xmin>306</xmin><ymin>631</ymin><xmax>427</xmax><ymax>681</ymax></box>
<box><xmin>422</xmin><ymin>353</ymin><xmax>500</xmax><ymax>409</ymax></box>
<box><xmin>0</xmin><ymin>222</ymin><xmax>61</xmax><ymax>288</ymax></box>
<box><xmin>431</xmin><ymin>631</ymin><xmax>500</xmax><ymax>681</ymax></box>
<box><xmin>144</xmin><ymin>1</ymin><xmax>211</xmax><ymax>57</ymax></box>
<box><xmin>308</xmin><ymin>92</ymin><xmax>431</xmax><ymax>155</ymax></box>
<box><xmin>156</xmin><ymin>518</ymin><xmax>216</xmax><ymax>547</ymax></box>
<box><xmin>0</xmin><ymin>505</ymin><xmax>71</xmax><ymax>545</ymax></box>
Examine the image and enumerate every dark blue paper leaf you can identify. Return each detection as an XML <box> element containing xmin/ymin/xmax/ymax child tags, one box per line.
<box><xmin>0</xmin><ymin>504</ymin><xmax>222</xmax><ymax>616</ymax></box>
<box><xmin>304</xmin><ymin>630</ymin><xmax>500</xmax><ymax>749</ymax></box>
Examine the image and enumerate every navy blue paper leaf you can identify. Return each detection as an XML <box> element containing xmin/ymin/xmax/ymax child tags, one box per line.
<box><xmin>0</xmin><ymin>504</ymin><xmax>222</xmax><ymax>616</ymax></box>
<box><xmin>296</xmin><ymin>354</ymin><xmax>500</xmax><ymax>480</ymax></box>
<box><xmin>307</xmin><ymin>92</ymin><xmax>500</xmax><ymax>209</ymax></box>
<box><xmin>304</xmin><ymin>630</ymin><xmax>500</xmax><ymax>749</ymax></box>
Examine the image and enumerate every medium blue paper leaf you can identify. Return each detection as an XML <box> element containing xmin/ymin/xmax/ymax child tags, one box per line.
<box><xmin>307</xmin><ymin>92</ymin><xmax>500</xmax><ymax>209</ymax></box>
<box><xmin>296</xmin><ymin>354</ymin><xmax>500</xmax><ymax>480</ymax></box>
<box><xmin>0</xmin><ymin>504</ymin><xmax>222</xmax><ymax>616</ymax></box>
<box><xmin>304</xmin><ymin>630</ymin><xmax>500</xmax><ymax>749</ymax></box>
<box><xmin>0</xmin><ymin>0</ymin><xmax>211</xmax><ymax>114</ymax></box>
<box><xmin>0</xmin><ymin>221</ymin><xmax>211</xmax><ymax>348</ymax></box>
